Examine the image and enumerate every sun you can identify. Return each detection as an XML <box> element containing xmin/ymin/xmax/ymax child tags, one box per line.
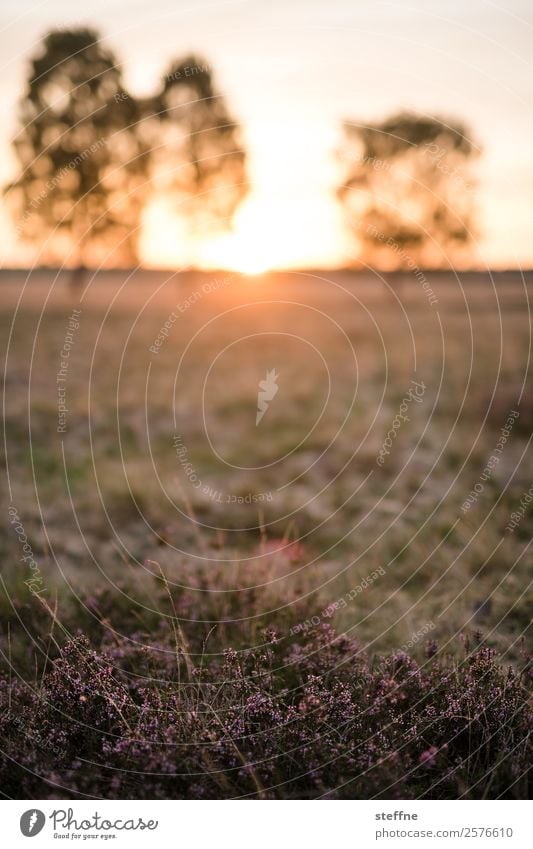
<box><xmin>236</xmin><ymin>260</ymin><xmax>269</xmax><ymax>276</ymax></box>
<box><xmin>141</xmin><ymin>192</ymin><xmax>338</xmax><ymax>272</ymax></box>
<box><xmin>141</xmin><ymin>198</ymin><xmax>275</xmax><ymax>273</ymax></box>
<box><xmin>196</xmin><ymin>200</ymin><xmax>278</xmax><ymax>274</ymax></box>
<box><xmin>211</xmin><ymin>237</ymin><xmax>272</xmax><ymax>275</ymax></box>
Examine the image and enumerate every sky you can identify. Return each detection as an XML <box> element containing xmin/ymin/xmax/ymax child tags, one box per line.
<box><xmin>0</xmin><ymin>0</ymin><xmax>532</xmax><ymax>270</ymax></box>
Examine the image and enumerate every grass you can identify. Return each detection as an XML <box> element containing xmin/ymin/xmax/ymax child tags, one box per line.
<box><xmin>0</xmin><ymin>267</ymin><xmax>531</xmax><ymax>798</ymax></box>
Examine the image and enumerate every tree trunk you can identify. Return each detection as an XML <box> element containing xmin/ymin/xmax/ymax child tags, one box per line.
<box><xmin>69</xmin><ymin>263</ymin><xmax>87</xmax><ymax>291</ymax></box>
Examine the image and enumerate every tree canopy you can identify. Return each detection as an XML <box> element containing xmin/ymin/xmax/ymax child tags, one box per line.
<box><xmin>148</xmin><ymin>54</ymin><xmax>248</xmax><ymax>231</ymax></box>
<box><xmin>338</xmin><ymin>112</ymin><xmax>480</xmax><ymax>268</ymax></box>
<box><xmin>6</xmin><ymin>30</ymin><xmax>248</xmax><ymax>269</ymax></box>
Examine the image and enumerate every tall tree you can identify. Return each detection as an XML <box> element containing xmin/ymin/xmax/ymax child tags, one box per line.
<box><xmin>146</xmin><ymin>54</ymin><xmax>248</xmax><ymax>241</ymax></box>
<box><xmin>6</xmin><ymin>28</ymin><xmax>150</xmax><ymax>276</ymax></box>
<box><xmin>338</xmin><ymin>112</ymin><xmax>480</xmax><ymax>268</ymax></box>
<box><xmin>7</xmin><ymin>35</ymin><xmax>248</xmax><ymax>274</ymax></box>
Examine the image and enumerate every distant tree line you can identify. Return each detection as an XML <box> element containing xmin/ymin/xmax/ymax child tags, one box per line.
<box><xmin>6</xmin><ymin>28</ymin><xmax>481</xmax><ymax>273</ymax></box>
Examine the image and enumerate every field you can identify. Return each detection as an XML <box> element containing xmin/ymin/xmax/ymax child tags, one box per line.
<box><xmin>1</xmin><ymin>268</ymin><xmax>531</xmax><ymax>798</ymax></box>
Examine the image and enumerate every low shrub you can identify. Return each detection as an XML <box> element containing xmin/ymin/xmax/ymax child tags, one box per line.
<box><xmin>1</xmin><ymin>624</ymin><xmax>530</xmax><ymax>799</ymax></box>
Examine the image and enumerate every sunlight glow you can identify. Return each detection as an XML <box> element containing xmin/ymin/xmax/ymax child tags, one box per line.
<box><xmin>198</xmin><ymin>199</ymin><xmax>281</xmax><ymax>274</ymax></box>
<box><xmin>141</xmin><ymin>192</ymin><xmax>345</xmax><ymax>272</ymax></box>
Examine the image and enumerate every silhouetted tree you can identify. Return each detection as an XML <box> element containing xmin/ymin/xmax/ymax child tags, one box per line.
<box><xmin>338</xmin><ymin>112</ymin><xmax>480</xmax><ymax>268</ymax></box>
<box><xmin>146</xmin><ymin>54</ymin><xmax>248</xmax><ymax>240</ymax></box>
<box><xmin>6</xmin><ymin>28</ymin><xmax>150</xmax><ymax>282</ymax></box>
<box><xmin>7</xmin><ymin>34</ymin><xmax>248</xmax><ymax>278</ymax></box>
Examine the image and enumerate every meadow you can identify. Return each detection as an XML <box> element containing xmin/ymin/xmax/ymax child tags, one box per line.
<box><xmin>1</xmin><ymin>268</ymin><xmax>531</xmax><ymax>798</ymax></box>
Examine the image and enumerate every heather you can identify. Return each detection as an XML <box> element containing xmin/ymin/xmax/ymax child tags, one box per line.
<box><xmin>0</xmin><ymin>613</ymin><xmax>531</xmax><ymax>799</ymax></box>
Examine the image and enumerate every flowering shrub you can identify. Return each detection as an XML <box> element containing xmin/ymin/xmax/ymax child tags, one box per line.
<box><xmin>0</xmin><ymin>624</ymin><xmax>530</xmax><ymax>799</ymax></box>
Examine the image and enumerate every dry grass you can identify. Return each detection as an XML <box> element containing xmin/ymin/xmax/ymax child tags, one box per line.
<box><xmin>1</xmin><ymin>268</ymin><xmax>532</xmax><ymax>660</ymax></box>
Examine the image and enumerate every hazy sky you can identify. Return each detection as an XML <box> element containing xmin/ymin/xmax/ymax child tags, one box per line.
<box><xmin>1</xmin><ymin>0</ymin><xmax>532</xmax><ymax>269</ymax></box>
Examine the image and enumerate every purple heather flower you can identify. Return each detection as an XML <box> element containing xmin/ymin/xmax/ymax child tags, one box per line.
<box><xmin>419</xmin><ymin>746</ymin><xmax>439</xmax><ymax>766</ymax></box>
